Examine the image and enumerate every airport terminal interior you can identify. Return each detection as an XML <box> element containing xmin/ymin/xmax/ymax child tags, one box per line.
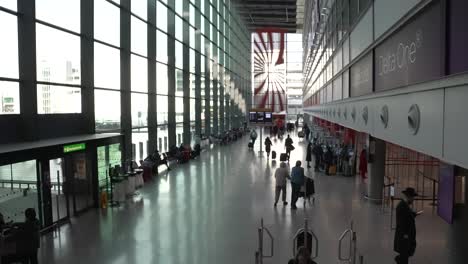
<box><xmin>1</xmin><ymin>0</ymin><xmax>468</xmax><ymax>263</ymax></box>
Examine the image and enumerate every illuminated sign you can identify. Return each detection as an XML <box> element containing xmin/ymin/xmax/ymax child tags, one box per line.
<box><xmin>63</xmin><ymin>143</ymin><xmax>86</xmax><ymax>153</ymax></box>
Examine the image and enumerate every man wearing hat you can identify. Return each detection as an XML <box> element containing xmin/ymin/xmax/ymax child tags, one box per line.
<box><xmin>394</xmin><ymin>187</ymin><xmax>419</xmax><ymax>264</ymax></box>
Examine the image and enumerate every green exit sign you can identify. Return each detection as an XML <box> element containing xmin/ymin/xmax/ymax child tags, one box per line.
<box><xmin>63</xmin><ymin>143</ymin><xmax>86</xmax><ymax>153</ymax></box>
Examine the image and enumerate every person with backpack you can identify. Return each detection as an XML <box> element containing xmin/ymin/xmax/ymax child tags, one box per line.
<box><xmin>264</xmin><ymin>137</ymin><xmax>273</xmax><ymax>159</ymax></box>
<box><xmin>285</xmin><ymin>135</ymin><xmax>294</xmax><ymax>161</ymax></box>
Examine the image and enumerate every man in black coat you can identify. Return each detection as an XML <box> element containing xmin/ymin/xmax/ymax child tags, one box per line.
<box><xmin>394</xmin><ymin>187</ymin><xmax>419</xmax><ymax>264</ymax></box>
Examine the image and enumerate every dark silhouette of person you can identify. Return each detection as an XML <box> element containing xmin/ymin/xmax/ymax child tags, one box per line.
<box><xmin>394</xmin><ymin>187</ymin><xmax>419</xmax><ymax>264</ymax></box>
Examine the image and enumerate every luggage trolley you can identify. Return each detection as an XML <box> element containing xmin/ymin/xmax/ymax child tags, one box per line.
<box><xmin>292</xmin><ymin>218</ymin><xmax>319</xmax><ymax>260</ymax></box>
<box><xmin>254</xmin><ymin>218</ymin><xmax>274</xmax><ymax>264</ymax></box>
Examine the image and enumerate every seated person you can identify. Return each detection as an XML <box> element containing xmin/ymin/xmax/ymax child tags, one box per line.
<box><xmin>288</xmin><ymin>246</ymin><xmax>316</xmax><ymax>264</ymax></box>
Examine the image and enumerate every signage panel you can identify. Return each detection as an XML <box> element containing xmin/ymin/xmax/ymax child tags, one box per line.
<box><xmin>375</xmin><ymin>3</ymin><xmax>442</xmax><ymax>91</ymax></box>
<box><xmin>350</xmin><ymin>52</ymin><xmax>373</xmax><ymax>97</ymax></box>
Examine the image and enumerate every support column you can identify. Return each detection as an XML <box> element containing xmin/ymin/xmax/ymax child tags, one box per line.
<box><xmin>148</xmin><ymin>0</ymin><xmax>157</xmax><ymax>153</ymax></box>
<box><xmin>367</xmin><ymin>136</ymin><xmax>386</xmax><ymax>203</ymax></box>
<box><xmin>18</xmin><ymin>0</ymin><xmax>38</xmax><ymax>141</ymax></box>
<box><xmin>203</xmin><ymin>0</ymin><xmax>211</xmax><ymax>137</ymax></box>
<box><xmin>194</xmin><ymin>0</ymin><xmax>202</xmax><ymax>137</ymax></box>
<box><xmin>120</xmin><ymin>0</ymin><xmax>132</xmax><ymax>161</ymax></box>
<box><xmin>167</xmin><ymin>0</ymin><xmax>176</xmax><ymax>147</ymax></box>
<box><xmin>182</xmin><ymin>0</ymin><xmax>191</xmax><ymax>144</ymax></box>
<box><xmin>81</xmin><ymin>0</ymin><xmax>95</xmax><ymax>133</ymax></box>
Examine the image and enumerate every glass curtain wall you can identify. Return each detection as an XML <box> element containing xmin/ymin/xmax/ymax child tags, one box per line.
<box><xmin>0</xmin><ymin>0</ymin><xmax>251</xmax><ymax>158</ymax></box>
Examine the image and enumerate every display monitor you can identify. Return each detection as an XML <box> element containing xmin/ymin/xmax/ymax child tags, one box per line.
<box><xmin>249</xmin><ymin>112</ymin><xmax>257</xmax><ymax>123</ymax></box>
<box><xmin>264</xmin><ymin>112</ymin><xmax>272</xmax><ymax>122</ymax></box>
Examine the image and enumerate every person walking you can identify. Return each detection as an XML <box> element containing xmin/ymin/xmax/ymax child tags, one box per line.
<box><xmin>359</xmin><ymin>149</ymin><xmax>368</xmax><ymax>181</ymax></box>
<box><xmin>285</xmin><ymin>135</ymin><xmax>294</xmax><ymax>161</ymax></box>
<box><xmin>290</xmin><ymin>161</ymin><xmax>305</xmax><ymax>210</ymax></box>
<box><xmin>274</xmin><ymin>162</ymin><xmax>290</xmax><ymax>207</ymax></box>
<box><xmin>250</xmin><ymin>129</ymin><xmax>258</xmax><ymax>146</ymax></box>
<box><xmin>313</xmin><ymin>143</ymin><xmax>323</xmax><ymax>172</ymax></box>
<box><xmin>265</xmin><ymin>137</ymin><xmax>273</xmax><ymax>159</ymax></box>
<box><xmin>394</xmin><ymin>187</ymin><xmax>419</xmax><ymax>264</ymax></box>
<box><xmin>303</xmin><ymin>124</ymin><xmax>310</xmax><ymax>141</ymax></box>
<box><xmin>306</xmin><ymin>142</ymin><xmax>313</xmax><ymax>169</ymax></box>
<box><xmin>16</xmin><ymin>208</ymin><xmax>40</xmax><ymax>264</ymax></box>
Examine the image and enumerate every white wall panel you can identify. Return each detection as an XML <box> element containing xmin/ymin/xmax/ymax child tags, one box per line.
<box><xmin>444</xmin><ymin>86</ymin><xmax>468</xmax><ymax>168</ymax></box>
<box><xmin>343</xmin><ymin>39</ymin><xmax>350</xmax><ymax>67</ymax></box>
<box><xmin>374</xmin><ymin>0</ymin><xmax>421</xmax><ymax>40</ymax></box>
<box><xmin>342</xmin><ymin>70</ymin><xmax>349</xmax><ymax>99</ymax></box>
<box><xmin>369</xmin><ymin>90</ymin><xmax>444</xmax><ymax>158</ymax></box>
<box><xmin>333</xmin><ymin>75</ymin><xmax>343</xmax><ymax>101</ymax></box>
<box><xmin>350</xmin><ymin>7</ymin><xmax>373</xmax><ymax>61</ymax></box>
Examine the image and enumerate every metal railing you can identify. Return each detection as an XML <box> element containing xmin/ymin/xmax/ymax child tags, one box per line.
<box><xmin>292</xmin><ymin>218</ymin><xmax>319</xmax><ymax>260</ymax></box>
<box><xmin>254</xmin><ymin>218</ymin><xmax>274</xmax><ymax>264</ymax></box>
<box><xmin>338</xmin><ymin>221</ymin><xmax>364</xmax><ymax>264</ymax></box>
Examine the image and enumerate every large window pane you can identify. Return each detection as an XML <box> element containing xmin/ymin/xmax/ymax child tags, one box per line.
<box><xmin>175</xmin><ymin>69</ymin><xmax>183</xmax><ymax>97</ymax></box>
<box><xmin>0</xmin><ymin>11</ymin><xmax>18</xmax><ymax>78</ymax></box>
<box><xmin>175</xmin><ymin>41</ymin><xmax>183</xmax><ymax>69</ymax></box>
<box><xmin>175</xmin><ymin>97</ymin><xmax>183</xmax><ymax>123</ymax></box>
<box><xmin>131</xmin><ymin>93</ymin><xmax>148</xmax><ymax>127</ymax></box>
<box><xmin>157</xmin><ymin>95</ymin><xmax>168</xmax><ymax>125</ymax></box>
<box><xmin>157</xmin><ymin>125</ymin><xmax>169</xmax><ymax>152</ymax></box>
<box><xmin>156</xmin><ymin>63</ymin><xmax>168</xmax><ymax>95</ymax></box>
<box><xmin>190</xmin><ymin>49</ymin><xmax>195</xmax><ymax>73</ymax></box>
<box><xmin>176</xmin><ymin>123</ymin><xmax>183</xmax><ymax>145</ymax></box>
<box><xmin>175</xmin><ymin>15</ymin><xmax>183</xmax><ymax>41</ymax></box>
<box><xmin>36</xmin><ymin>24</ymin><xmax>80</xmax><ymax>85</ymax></box>
<box><xmin>156</xmin><ymin>31</ymin><xmax>168</xmax><ymax>63</ymax></box>
<box><xmin>131</xmin><ymin>55</ymin><xmax>148</xmax><ymax>92</ymax></box>
<box><xmin>132</xmin><ymin>128</ymin><xmax>148</xmax><ymax>161</ymax></box>
<box><xmin>131</xmin><ymin>16</ymin><xmax>148</xmax><ymax>56</ymax></box>
<box><xmin>0</xmin><ymin>81</ymin><xmax>20</xmax><ymax>114</ymax></box>
<box><xmin>0</xmin><ymin>0</ymin><xmax>16</xmax><ymax>11</ymax></box>
<box><xmin>94</xmin><ymin>0</ymin><xmax>120</xmax><ymax>47</ymax></box>
<box><xmin>95</xmin><ymin>89</ymin><xmax>120</xmax><ymax>131</ymax></box>
<box><xmin>0</xmin><ymin>160</ymin><xmax>38</xmax><ymax>223</ymax></box>
<box><xmin>36</xmin><ymin>0</ymin><xmax>80</xmax><ymax>33</ymax></box>
<box><xmin>156</xmin><ymin>1</ymin><xmax>167</xmax><ymax>32</ymax></box>
<box><xmin>37</xmin><ymin>85</ymin><xmax>81</xmax><ymax>114</ymax></box>
<box><xmin>190</xmin><ymin>98</ymin><xmax>196</xmax><ymax>122</ymax></box>
<box><xmin>131</xmin><ymin>0</ymin><xmax>147</xmax><ymax>20</ymax></box>
<box><xmin>175</xmin><ymin>0</ymin><xmax>183</xmax><ymax>16</ymax></box>
<box><xmin>94</xmin><ymin>42</ymin><xmax>120</xmax><ymax>89</ymax></box>
<box><xmin>190</xmin><ymin>74</ymin><xmax>196</xmax><ymax>98</ymax></box>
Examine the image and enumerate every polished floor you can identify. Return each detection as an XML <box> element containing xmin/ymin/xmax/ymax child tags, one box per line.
<box><xmin>39</xmin><ymin>130</ymin><xmax>456</xmax><ymax>264</ymax></box>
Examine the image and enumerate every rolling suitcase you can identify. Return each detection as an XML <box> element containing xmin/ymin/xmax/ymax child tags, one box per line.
<box><xmin>271</xmin><ymin>151</ymin><xmax>277</xmax><ymax>159</ymax></box>
<box><xmin>280</xmin><ymin>153</ymin><xmax>288</xmax><ymax>161</ymax></box>
<box><xmin>248</xmin><ymin>142</ymin><xmax>253</xmax><ymax>149</ymax></box>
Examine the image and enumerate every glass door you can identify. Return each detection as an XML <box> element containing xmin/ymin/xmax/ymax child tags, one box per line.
<box><xmin>49</xmin><ymin>158</ymin><xmax>70</xmax><ymax>223</ymax></box>
<box><xmin>66</xmin><ymin>152</ymin><xmax>93</xmax><ymax>214</ymax></box>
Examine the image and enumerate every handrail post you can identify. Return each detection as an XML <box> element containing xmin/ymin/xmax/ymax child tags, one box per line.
<box><xmin>304</xmin><ymin>218</ymin><xmax>308</xmax><ymax>251</ymax></box>
<box><xmin>258</xmin><ymin>227</ymin><xmax>263</xmax><ymax>264</ymax></box>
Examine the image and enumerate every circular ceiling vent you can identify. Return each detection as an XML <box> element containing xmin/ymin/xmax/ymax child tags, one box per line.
<box><xmin>408</xmin><ymin>104</ymin><xmax>421</xmax><ymax>135</ymax></box>
<box><xmin>351</xmin><ymin>107</ymin><xmax>356</xmax><ymax>122</ymax></box>
<box><xmin>380</xmin><ymin>105</ymin><xmax>389</xmax><ymax>128</ymax></box>
<box><xmin>362</xmin><ymin>106</ymin><xmax>369</xmax><ymax>125</ymax></box>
